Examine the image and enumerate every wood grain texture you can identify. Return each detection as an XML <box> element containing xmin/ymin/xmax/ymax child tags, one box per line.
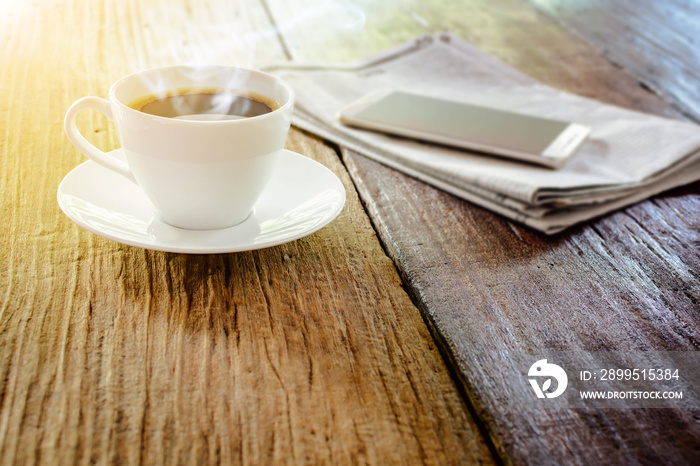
<box><xmin>0</xmin><ymin>0</ymin><xmax>494</xmax><ymax>464</ymax></box>
<box><xmin>533</xmin><ymin>0</ymin><xmax>700</xmax><ymax>120</ymax></box>
<box><xmin>267</xmin><ymin>0</ymin><xmax>700</xmax><ymax>464</ymax></box>
<box><xmin>344</xmin><ymin>153</ymin><xmax>700</xmax><ymax>465</ymax></box>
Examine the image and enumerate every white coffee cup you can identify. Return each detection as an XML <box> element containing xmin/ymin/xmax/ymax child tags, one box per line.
<box><xmin>64</xmin><ymin>65</ymin><xmax>294</xmax><ymax>230</ymax></box>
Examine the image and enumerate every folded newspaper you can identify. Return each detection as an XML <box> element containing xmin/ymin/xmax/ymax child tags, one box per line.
<box><xmin>264</xmin><ymin>34</ymin><xmax>700</xmax><ymax>234</ymax></box>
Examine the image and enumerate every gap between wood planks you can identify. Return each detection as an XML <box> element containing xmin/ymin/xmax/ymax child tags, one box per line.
<box><xmin>260</xmin><ymin>0</ymin><xmax>293</xmax><ymax>61</ymax></box>
<box><xmin>332</xmin><ymin>139</ymin><xmax>509</xmax><ymax>466</ymax></box>
<box><xmin>252</xmin><ymin>5</ymin><xmax>503</xmax><ymax>461</ymax></box>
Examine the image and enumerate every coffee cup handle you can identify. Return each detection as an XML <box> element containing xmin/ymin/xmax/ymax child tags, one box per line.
<box><xmin>64</xmin><ymin>96</ymin><xmax>137</xmax><ymax>184</ymax></box>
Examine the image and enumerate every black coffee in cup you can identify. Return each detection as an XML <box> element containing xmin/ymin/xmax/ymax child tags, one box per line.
<box><xmin>129</xmin><ymin>88</ymin><xmax>281</xmax><ymax>120</ymax></box>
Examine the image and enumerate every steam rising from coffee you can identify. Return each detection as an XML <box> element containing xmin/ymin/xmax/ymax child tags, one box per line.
<box><xmin>130</xmin><ymin>1</ymin><xmax>366</xmax><ymax>119</ymax></box>
<box><xmin>138</xmin><ymin>1</ymin><xmax>366</xmax><ymax>67</ymax></box>
<box><xmin>129</xmin><ymin>88</ymin><xmax>280</xmax><ymax>121</ymax></box>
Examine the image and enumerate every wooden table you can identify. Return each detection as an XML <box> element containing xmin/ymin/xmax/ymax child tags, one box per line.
<box><xmin>1</xmin><ymin>0</ymin><xmax>698</xmax><ymax>464</ymax></box>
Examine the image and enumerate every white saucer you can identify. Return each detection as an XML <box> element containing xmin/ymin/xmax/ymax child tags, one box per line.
<box><xmin>57</xmin><ymin>149</ymin><xmax>346</xmax><ymax>253</ymax></box>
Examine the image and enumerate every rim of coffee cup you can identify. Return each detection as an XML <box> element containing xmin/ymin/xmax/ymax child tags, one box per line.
<box><xmin>108</xmin><ymin>65</ymin><xmax>295</xmax><ymax>124</ymax></box>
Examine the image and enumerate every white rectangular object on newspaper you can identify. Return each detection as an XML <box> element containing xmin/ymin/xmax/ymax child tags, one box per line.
<box><xmin>338</xmin><ymin>89</ymin><xmax>590</xmax><ymax>169</ymax></box>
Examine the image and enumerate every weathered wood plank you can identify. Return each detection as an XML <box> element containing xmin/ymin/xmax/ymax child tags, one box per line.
<box><xmin>268</xmin><ymin>0</ymin><xmax>700</xmax><ymax>464</ymax></box>
<box><xmin>344</xmin><ymin>151</ymin><xmax>700</xmax><ymax>465</ymax></box>
<box><xmin>533</xmin><ymin>0</ymin><xmax>700</xmax><ymax>120</ymax></box>
<box><xmin>0</xmin><ymin>0</ymin><xmax>494</xmax><ymax>464</ymax></box>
